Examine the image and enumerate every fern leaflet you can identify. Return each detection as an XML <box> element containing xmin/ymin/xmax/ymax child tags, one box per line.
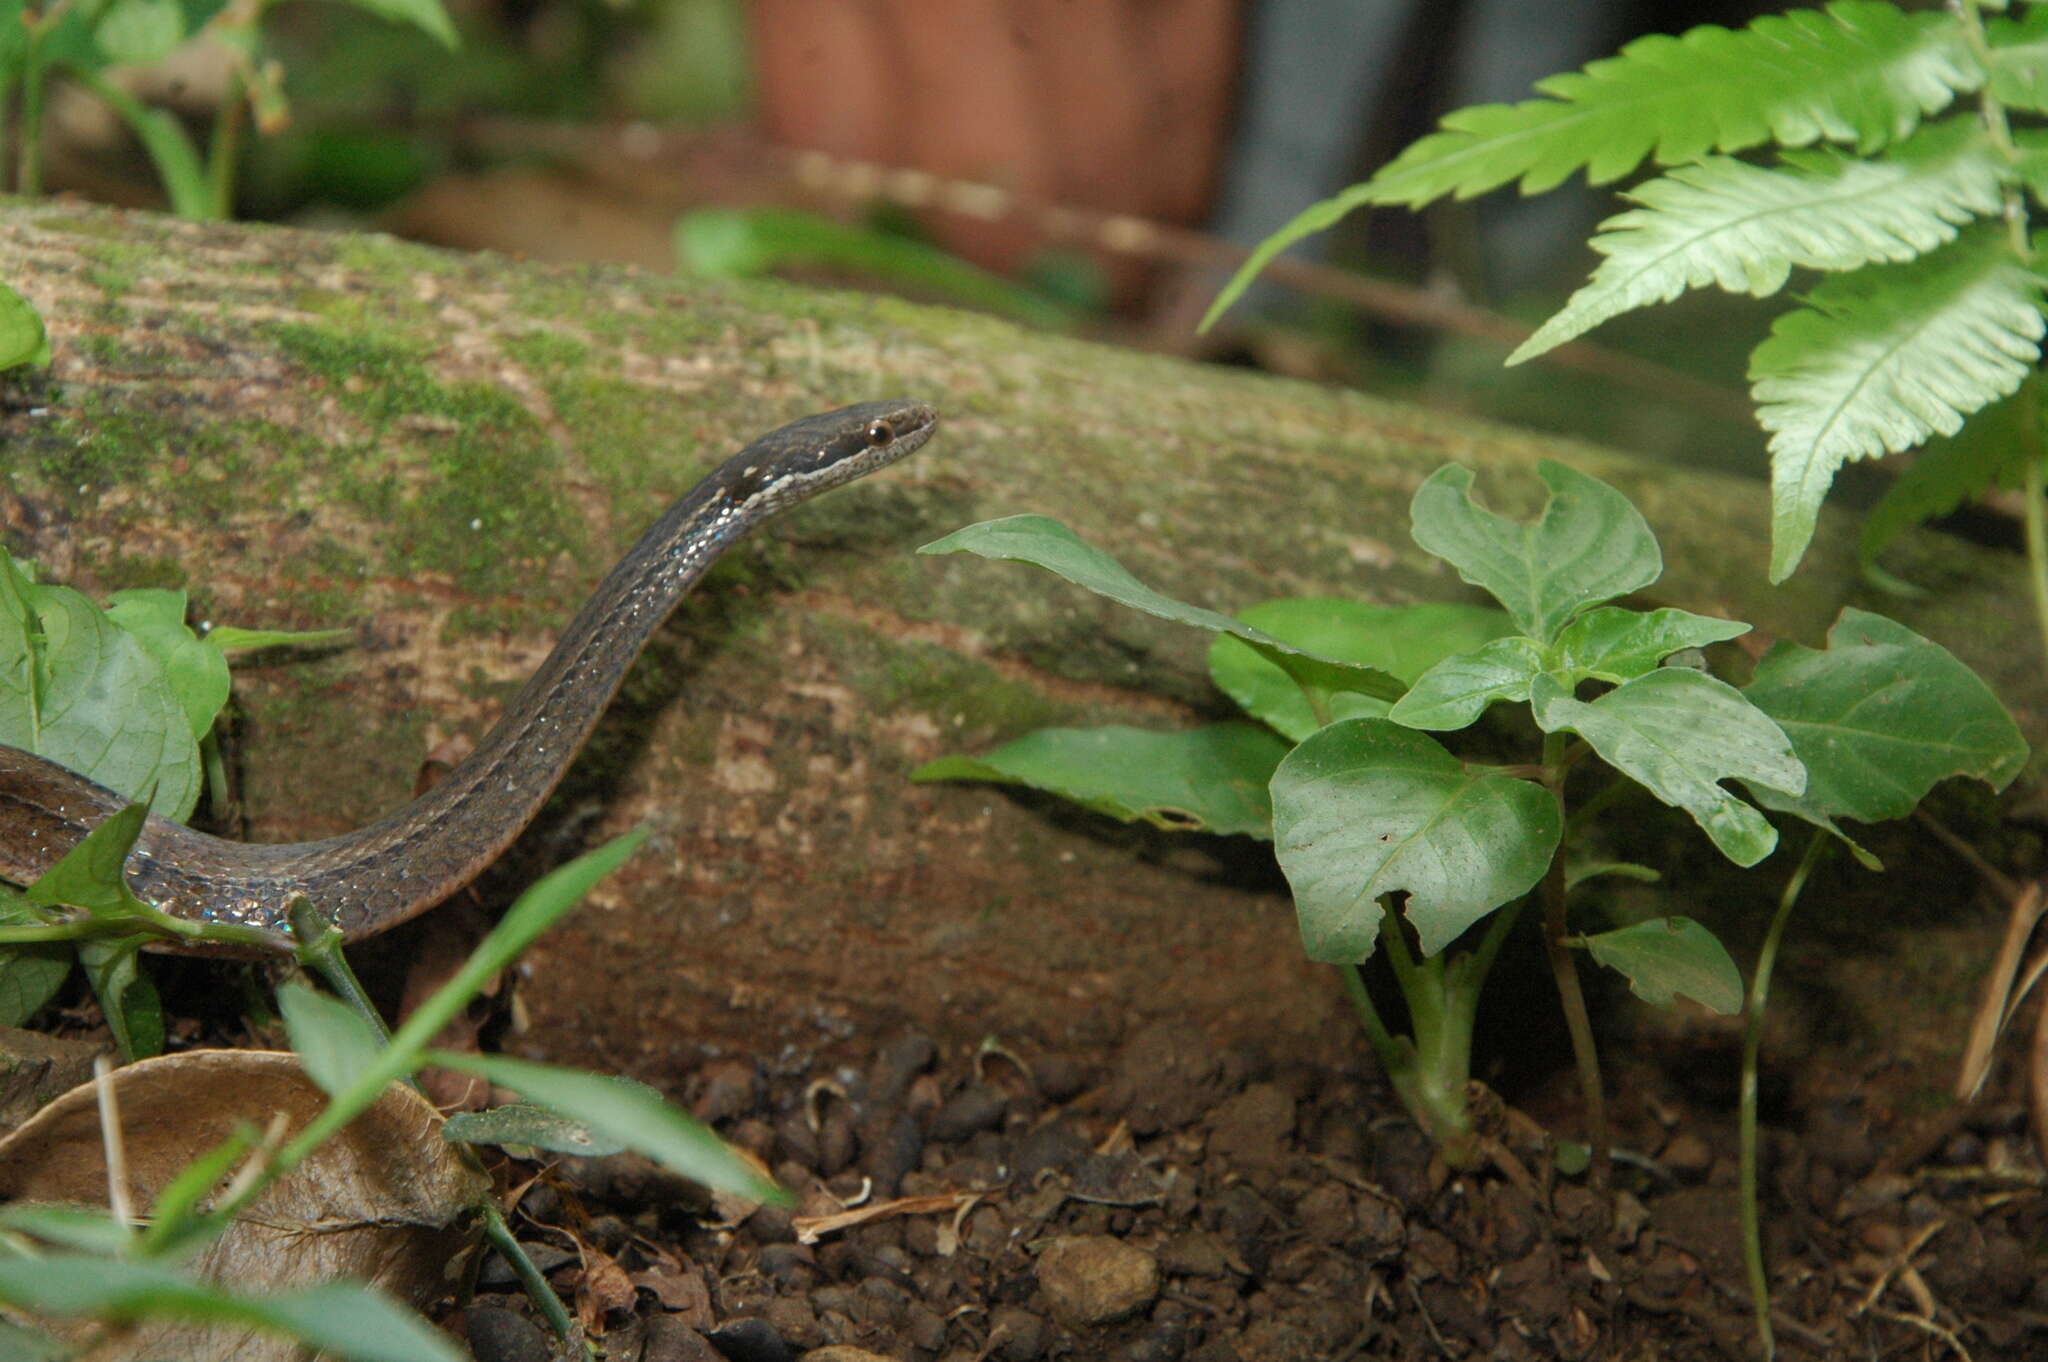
<box><xmin>1752</xmin><ymin>226</ymin><xmax>2048</xmax><ymax>580</ymax></box>
<box><xmin>1368</xmin><ymin>1</ymin><xmax>1973</xmax><ymax>207</ymax></box>
<box><xmin>1512</xmin><ymin>117</ymin><xmax>2004</xmax><ymax>362</ymax></box>
<box><xmin>1201</xmin><ymin>1</ymin><xmax>1977</xmax><ymax>329</ymax></box>
<box><xmin>1986</xmin><ymin>5</ymin><xmax>2048</xmax><ymax>113</ymax></box>
<box><xmin>1859</xmin><ymin>379</ymin><xmax>2043</xmax><ymax>573</ymax></box>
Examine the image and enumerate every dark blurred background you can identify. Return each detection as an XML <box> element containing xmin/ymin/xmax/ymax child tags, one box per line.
<box><xmin>18</xmin><ymin>0</ymin><xmax>1794</xmax><ymax>477</ymax></box>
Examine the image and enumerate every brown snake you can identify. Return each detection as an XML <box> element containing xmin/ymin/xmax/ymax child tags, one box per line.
<box><xmin>0</xmin><ymin>399</ymin><xmax>938</xmax><ymax>949</ymax></box>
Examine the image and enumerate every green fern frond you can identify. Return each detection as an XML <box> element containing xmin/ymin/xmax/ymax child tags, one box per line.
<box><xmin>1753</xmin><ymin>226</ymin><xmax>2047</xmax><ymax>580</ymax></box>
<box><xmin>1511</xmin><ymin>117</ymin><xmax>2004</xmax><ymax>363</ymax></box>
<box><xmin>1859</xmin><ymin>379</ymin><xmax>2042</xmax><ymax>572</ymax></box>
<box><xmin>1368</xmin><ymin>1</ymin><xmax>1973</xmax><ymax>207</ymax></box>
<box><xmin>1986</xmin><ymin>5</ymin><xmax>2048</xmax><ymax>113</ymax></box>
<box><xmin>1200</xmin><ymin>1</ymin><xmax>1975</xmax><ymax>330</ymax></box>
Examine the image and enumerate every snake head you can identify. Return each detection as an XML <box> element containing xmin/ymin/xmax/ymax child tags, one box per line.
<box><xmin>721</xmin><ymin>399</ymin><xmax>939</xmax><ymax>515</ymax></box>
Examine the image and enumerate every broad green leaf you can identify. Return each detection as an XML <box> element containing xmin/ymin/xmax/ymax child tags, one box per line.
<box><xmin>1409</xmin><ymin>461</ymin><xmax>1660</xmax><ymax>642</ymax></box>
<box><xmin>1580</xmin><ymin>917</ymin><xmax>1742</xmax><ymax>1013</ymax></box>
<box><xmin>1753</xmin><ymin>226</ymin><xmax>2048</xmax><ymax>581</ymax></box>
<box><xmin>106</xmin><ymin>589</ymin><xmax>229</xmax><ymax>743</ymax></box>
<box><xmin>278</xmin><ymin>982</ymin><xmax>384</xmax><ymax>1099</ymax></box>
<box><xmin>0</xmin><ymin>1259</ymin><xmax>463</xmax><ymax>1362</ymax></box>
<box><xmin>93</xmin><ymin>0</ymin><xmax>185</xmax><ymax>65</ymax></box>
<box><xmin>0</xmin><ymin>554</ymin><xmax>201</xmax><ymax>820</ymax></box>
<box><xmin>912</xmin><ymin>723</ymin><xmax>1287</xmax><ymax>838</ymax></box>
<box><xmin>1209</xmin><ymin>599</ymin><xmax>1514</xmax><ymax>741</ymax></box>
<box><xmin>0</xmin><ymin>889</ymin><xmax>71</xmax><ymax>1026</ymax></box>
<box><xmin>426</xmin><ymin>1053</ymin><xmax>784</xmax><ymax>1204</ymax></box>
<box><xmin>0</xmin><ymin>1318</ymin><xmax>60</xmax><ymax>1362</ymax></box>
<box><xmin>1551</xmin><ymin>606</ymin><xmax>1751</xmax><ymax>683</ymax></box>
<box><xmin>1530</xmin><ymin>669</ymin><xmax>1803</xmax><ymax>867</ymax></box>
<box><xmin>337</xmin><ymin>0</ymin><xmax>457</xmax><ymax>49</ymax></box>
<box><xmin>0</xmin><ymin>281</ymin><xmax>48</xmax><ymax>371</ymax></box>
<box><xmin>1742</xmin><ymin>609</ymin><xmax>2026</xmax><ymax>834</ymax></box>
<box><xmin>1270</xmin><ymin>719</ymin><xmax>1561</xmax><ymax>960</ymax></box>
<box><xmin>1386</xmin><ymin>636</ymin><xmax>1544</xmax><ymax>731</ymax></box>
<box><xmin>920</xmin><ymin>515</ymin><xmax>1404</xmax><ymax>700</ymax></box>
<box><xmin>1200</xmin><ymin>1</ymin><xmax>1974</xmax><ymax>328</ymax></box>
<box><xmin>445</xmin><ymin>1101</ymin><xmax>631</xmax><ymax>1157</ymax></box>
<box><xmin>1858</xmin><ymin>380</ymin><xmax>2042</xmax><ymax>574</ymax></box>
<box><xmin>1513</xmin><ymin>118</ymin><xmax>2003</xmax><ymax>361</ymax></box>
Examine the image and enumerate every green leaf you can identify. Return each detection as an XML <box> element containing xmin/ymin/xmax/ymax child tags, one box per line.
<box><xmin>278</xmin><ymin>983</ymin><xmax>384</xmax><ymax>1099</ymax></box>
<box><xmin>93</xmin><ymin>0</ymin><xmax>185</xmax><ymax>65</ymax></box>
<box><xmin>0</xmin><ymin>553</ymin><xmax>202</xmax><ymax>820</ymax></box>
<box><xmin>1409</xmin><ymin>461</ymin><xmax>1661</xmax><ymax>642</ymax></box>
<box><xmin>105</xmin><ymin>589</ymin><xmax>229</xmax><ymax>743</ymax></box>
<box><xmin>335</xmin><ymin>0</ymin><xmax>457</xmax><ymax>49</ymax></box>
<box><xmin>919</xmin><ymin>515</ymin><xmax>1405</xmax><ymax>700</ymax></box>
<box><xmin>1386</xmin><ymin>635</ymin><xmax>1544</xmax><ymax>732</ymax></box>
<box><xmin>1742</xmin><ymin>609</ymin><xmax>2026</xmax><ymax>836</ymax></box>
<box><xmin>202</xmin><ymin>623</ymin><xmax>352</xmax><ymax>653</ymax></box>
<box><xmin>1530</xmin><ymin>670</ymin><xmax>1803</xmax><ymax>867</ymax></box>
<box><xmin>1372</xmin><ymin>1</ymin><xmax>1966</xmax><ymax>204</ymax></box>
<box><xmin>1208</xmin><ymin>599</ymin><xmax>1514</xmax><ymax>741</ymax></box>
<box><xmin>1270</xmin><ymin>719</ymin><xmax>1562</xmax><ymax>960</ymax></box>
<box><xmin>0</xmin><ymin>1205</ymin><xmax>135</xmax><ymax>1256</ymax></box>
<box><xmin>424</xmin><ymin>1053</ymin><xmax>784</xmax><ymax>1204</ymax></box>
<box><xmin>24</xmin><ymin>802</ymin><xmax>151</xmax><ymax>921</ymax></box>
<box><xmin>1512</xmin><ymin>117</ymin><xmax>2003</xmax><ymax>362</ymax></box>
<box><xmin>1579</xmin><ymin>917</ymin><xmax>1743</xmax><ymax>1013</ymax></box>
<box><xmin>1985</xmin><ymin>4</ymin><xmax>2048</xmax><ymax>112</ymax></box>
<box><xmin>444</xmin><ymin>1101</ymin><xmax>631</xmax><ymax>1158</ymax></box>
<box><xmin>912</xmin><ymin>723</ymin><xmax>1287</xmax><ymax>838</ymax></box>
<box><xmin>77</xmin><ymin>934</ymin><xmax>163</xmax><ymax>1062</ymax></box>
<box><xmin>1858</xmin><ymin>380</ymin><xmax>2042</xmax><ymax>572</ymax></box>
<box><xmin>1551</xmin><ymin>606</ymin><xmax>1751</xmax><ymax>683</ymax></box>
<box><xmin>0</xmin><ymin>281</ymin><xmax>49</xmax><ymax>371</ymax></box>
<box><xmin>0</xmin><ymin>1259</ymin><xmax>464</xmax><ymax>1362</ymax></box>
<box><xmin>676</xmin><ymin>208</ymin><xmax>1074</xmax><ymax>329</ymax></box>
<box><xmin>1752</xmin><ymin>225</ymin><xmax>2047</xmax><ymax>582</ymax></box>
<box><xmin>1202</xmin><ymin>2</ymin><xmax>1975</xmax><ymax>330</ymax></box>
<box><xmin>0</xmin><ymin>889</ymin><xmax>73</xmax><ymax>1026</ymax></box>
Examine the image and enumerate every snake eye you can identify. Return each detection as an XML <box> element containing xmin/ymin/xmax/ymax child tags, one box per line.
<box><xmin>865</xmin><ymin>419</ymin><xmax>895</xmax><ymax>447</ymax></box>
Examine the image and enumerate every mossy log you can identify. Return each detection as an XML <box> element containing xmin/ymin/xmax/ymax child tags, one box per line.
<box><xmin>0</xmin><ymin>199</ymin><xmax>2034</xmax><ymax>1081</ymax></box>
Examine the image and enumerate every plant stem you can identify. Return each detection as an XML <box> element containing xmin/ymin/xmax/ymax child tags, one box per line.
<box><xmin>1537</xmin><ymin>728</ymin><xmax>1611</xmax><ymax>1207</ymax></box>
<box><xmin>1739</xmin><ymin>830</ymin><xmax>1829</xmax><ymax>1362</ymax></box>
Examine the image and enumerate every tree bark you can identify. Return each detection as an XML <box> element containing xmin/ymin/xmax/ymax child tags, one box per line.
<box><xmin>0</xmin><ymin>198</ymin><xmax>2033</xmax><ymax>1079</ymax></box>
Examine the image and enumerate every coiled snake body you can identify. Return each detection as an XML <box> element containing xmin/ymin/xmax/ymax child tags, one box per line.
<box><xmin>0</xmin><ymin>399</ymin><xmax>938</xmax><ymax>949</ymax></box>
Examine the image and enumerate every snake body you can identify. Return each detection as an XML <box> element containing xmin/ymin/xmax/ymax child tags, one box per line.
<box><xmin>0</xmin><ymin>399</ymin><xmax>938</xmax><ymax>948</ymax></box>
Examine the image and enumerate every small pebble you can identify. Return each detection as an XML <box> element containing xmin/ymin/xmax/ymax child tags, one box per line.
<box><xmin>987</xmin><ymin>1304</ymin><xmax>1047</xmax><ymax>1361</ymax></box>
<box><xmin>1035</xmin><ymin>1235</ymin><xmax>1160</xmax><ymax>1327</ymax></box>
<box><xmin>642</xmin><ymin>1315</ymin><xmax>723</xmax><ymax>1362</ymax></box>
<box><xmin>463</xmin><ymin>1305</ymin><xmax>550</xmax><ymax>1362</ymax></box>
<box><xmin>707</xmin><ymin>1316</ymin><xmax>795</xmax><ymax>1362</ymax></box>
<box><xmin>930</xmin><ymin>1082</ymin><xmax>1008</xmax><ymax>1142</ymax></box>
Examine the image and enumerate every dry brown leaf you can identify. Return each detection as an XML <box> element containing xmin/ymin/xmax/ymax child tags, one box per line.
<box><xmin>0</xmin><ymin>1049</ymin><xmax>488</xmax><ymax>1361</ymax></box>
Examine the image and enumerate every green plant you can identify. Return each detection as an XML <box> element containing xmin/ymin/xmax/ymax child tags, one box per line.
<box><xmin>0</xmin><ymin>546</ymin><xmax>785</xmax><ymax>1355</ymax></box>
<box><xmin>0</xmin><ymin>0</ymin><xmax>455</xmax><ymax>217</ymax></box>
<box><xmin>0</xmin><ymin>278</ymin><xmax>47</xmax><ymax>370</ymax></box>
<box><xmin>0</xmin><ymin>819</ymin><xmax>783</xmax><ymax>1359</ymax></box>
<box><xmin>0</xmin><ymin>546</ymin><xmax>347</xmax><ymax>1051</ymax></box>
<box><xmin>1202</xmin><ymin>1</ymin><xmax>2048</xmax><ymax>658</ymax></box>
<box><xmin>916</xmin><ymin>460</ymin><xmax>2023</xmax><ymax>1212</ymax></box>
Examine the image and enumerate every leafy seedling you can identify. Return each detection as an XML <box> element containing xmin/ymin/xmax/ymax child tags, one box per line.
<box><xmin>918</xmin><ymin>460</ymin><xmax>2024</xmax><ymax>1235</ymax></box>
